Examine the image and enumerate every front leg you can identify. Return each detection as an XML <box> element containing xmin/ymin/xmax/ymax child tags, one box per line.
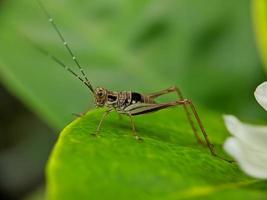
<box><xmin>91</xmin><ymin>110</ymin><xmax>110</xmax><ymax>137</ymax></box>
<box><xmin>72</xmin><ymin>110</ymin><xmax>89</xmax><ymax>118</ymax></box>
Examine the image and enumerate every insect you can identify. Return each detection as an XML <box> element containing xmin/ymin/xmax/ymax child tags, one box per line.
<box><xmin>30</xmin><ymin>0</ymin><xmax>232</xmax><ymax>163</ymax></box>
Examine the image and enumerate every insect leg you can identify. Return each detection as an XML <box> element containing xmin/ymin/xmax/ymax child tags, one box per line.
<box><xmin>183</xmin><ymin>100</ymin><xmax>233</xmax><ymax>163</ymax></box>
<box><xmin>172</xmin><ymin>87</ymin><xmax>203</xmax><ymax>145</ymax></box>
<box><xmin>91</xmin><ymin>110</ymin><xmax>110</xmax><ymax>137</ymax></box>
<box><xmin>146</xmin><ymin>87</ymin><xmax>175</xmax><ymax>99</ymax></box>
<box><xmin>127</xmin><ymin>113</ymin><xmax>142</xmax><ymax>141</ymax></box>
<box><xmin>72</xmin><ymin>113</ymin><xmax>85</xmax><ymax>118</ymax></box>
<box><xmin>127</xmin><ymin>101</ymin><xmax>185</xmax><ymax>116</ymax></box>
<box><xmin>127</xmin><ymin>100</ymin><xmax>233</xmax><ymax>163</ymax></box>
<box><xmin>147</xmin><ymin>87</ymin><xmax>203</xmax><ymax>145</ymax></box>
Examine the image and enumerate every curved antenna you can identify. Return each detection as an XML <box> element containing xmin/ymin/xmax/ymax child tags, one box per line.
<box><xmin>36</xmin><ymin>0</ymin><xmax>94</xmax><ymax>92</ymax></box>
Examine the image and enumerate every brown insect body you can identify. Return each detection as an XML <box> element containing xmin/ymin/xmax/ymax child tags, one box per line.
<box><xmin>94</xmin><ymin>87</ymin><xmax>155</xmax><ymax>114</ymax></box>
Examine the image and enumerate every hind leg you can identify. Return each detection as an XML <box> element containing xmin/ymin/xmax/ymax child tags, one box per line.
<box><xmin>147</xmin><ymin>86</ymin><xmax>203</xmax><ymax>145</ymax></box>
<box><xmin>127</xmin><ymin>99</ymin><xmax>233</xmax><ymax>163</ymax></box>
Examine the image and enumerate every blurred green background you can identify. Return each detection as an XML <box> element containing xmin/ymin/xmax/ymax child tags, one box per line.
<box><xmin>0</xmin><ymin>0</ymin><xmax>266</xmax><ymax>199</ymax></box>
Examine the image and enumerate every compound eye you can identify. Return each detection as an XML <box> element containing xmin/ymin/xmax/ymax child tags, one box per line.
<box><xmin>98</xmin><ymin>90</ymin><xmax>104</xmax><ymax>97</ymax></box>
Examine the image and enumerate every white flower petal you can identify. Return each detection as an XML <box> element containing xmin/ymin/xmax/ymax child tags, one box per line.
<box><xmin>255</xmin><ymin>81</ymin><xmax>267</xmax><ymax>111</ymax></box>
<box><xmin>224</xmin><ymin>115</ymin><xmax>267</xmax><ymax>179</ymax></box>
<box><xmin>223</xmin><ymin>115</ymin><xmax>267</xmax><ymax>151</ymax></box>
<box><xmin>224</xmin><ymin>137</ymin><xmax>267</xmax><ymax>179</ymax></box>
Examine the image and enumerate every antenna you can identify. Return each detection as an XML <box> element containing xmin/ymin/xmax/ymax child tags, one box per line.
<box><xmin>21</xmin><ymin>33</ymin><xmax>95</xmax><ymax>93</ymax></box>
<box><xmin>36</xmin><ymin>0</ymin><xmax>94</xmax><ymax>92</ymax></box>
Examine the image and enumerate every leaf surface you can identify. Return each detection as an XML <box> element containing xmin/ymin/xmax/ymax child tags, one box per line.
<box><xmin>47</xmin><ymin>108</ymin><xmax>267</xmax><ymax>200</ymax></box>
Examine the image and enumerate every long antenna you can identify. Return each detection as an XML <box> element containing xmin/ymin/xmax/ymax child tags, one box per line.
<box><xmin>36</xmin><ymin>0</ymin><xmax>94</xmax><ymax>92</ymax></box>
<box><xmin>20</xmin><ymin>31</ymin><xmax>95</xmax><ymax>93</ymax></box>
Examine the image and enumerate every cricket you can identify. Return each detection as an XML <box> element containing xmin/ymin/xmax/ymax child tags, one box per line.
<box><xmin>31</xmin><ymin>0</ymin><xmax>232</xmax><ymax>163</ymax></box>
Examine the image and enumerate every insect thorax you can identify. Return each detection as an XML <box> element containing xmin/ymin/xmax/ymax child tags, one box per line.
<box><xmin>105</xmin><ymin>91</ymin><xmax>144</xmax><ymax>110</ymax></box>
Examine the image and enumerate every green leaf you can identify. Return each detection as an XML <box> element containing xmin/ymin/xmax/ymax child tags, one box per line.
<box><xmin>46</xmin><ymin>108</ymin><xmax>267</xmax><ymax>200</ymax></box>
<box><xmin>253</xmin><ymin>0</ymin><xmax>267</xmax><ymax>74</ymax></box>
<box><xmin>0</xmin><ymin>0</ymin><xmax>264</xmax><ymax>129</ymax></box>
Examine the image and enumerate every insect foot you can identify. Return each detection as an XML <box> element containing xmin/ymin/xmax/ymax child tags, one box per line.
<box><xmin>91</xmin><ymin>133</ymin><xmax>101</xmax><ymax>138</ymax></box>
<box><xmin>135</xmin><ymin>135</ymin><xmax>143</xmax><ymax>142</ymax></box>
<box><xmin>72</xmin><ymin>113</ymin><xmax>85</xmax><ymax>118</ymax></box>
<box><xmin>216</xmin><ymin>155</ymin><xmax>235</xmax><ymax>164</ymax></box>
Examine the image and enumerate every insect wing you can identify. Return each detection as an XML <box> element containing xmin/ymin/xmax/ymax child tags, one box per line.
<box><xmin>125</xmin><ymin>103</ymin><xmax>171</xmax><ymax>115</ymax></box>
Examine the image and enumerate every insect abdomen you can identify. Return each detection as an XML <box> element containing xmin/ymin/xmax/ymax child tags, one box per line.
<box><xmin>131</xmin><ymin>92</ymin><xmax>143</xmax><ymax>103</ymax></box>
